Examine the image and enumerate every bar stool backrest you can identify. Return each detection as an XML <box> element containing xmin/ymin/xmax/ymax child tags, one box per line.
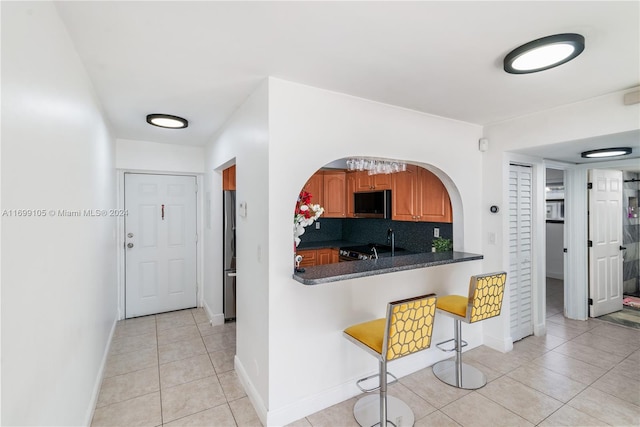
<box><xmin>467</xmin><ymin>272</ymin><xmax>507</xmax><ymax>323</ymax></box>
<box><xmin>383</xmin><ymin>293</ymin><xmax>437</xmax><ymax>362</ymax></box>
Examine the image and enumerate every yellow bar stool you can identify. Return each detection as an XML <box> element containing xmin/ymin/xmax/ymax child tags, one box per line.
<box><xmin>432</xmin><ymin>271</ymin><xmax>507</xmax><ymax>390</ymax></box>
<box><xmin>344</xmin><ymin>293</ymin><xmax>437</xmax><ymax>427</ymax></box>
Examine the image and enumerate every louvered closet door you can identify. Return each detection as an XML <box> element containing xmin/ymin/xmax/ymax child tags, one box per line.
<box><xmin>509</xmin><ymin>164</ymin><xmax>533</xmax><ymax>341</ymax></box>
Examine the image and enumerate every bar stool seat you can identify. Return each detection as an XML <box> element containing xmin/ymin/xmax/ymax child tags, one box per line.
<box><xmin>432</xmin><ymin>271</ymin><xmax>507</xmax><ymax>390</ymax></box>
<box><xmin>344</xmin><ymin>293</ymin><xmax>437</xmax><ymax>427</ymax></box>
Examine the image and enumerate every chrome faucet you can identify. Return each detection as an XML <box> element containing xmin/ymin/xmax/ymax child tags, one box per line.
<box><xmin>371</xmin><ymin>246</ymin><xmax>378</xmax><ymax>260</ymax></box>
<box><xmin>387</xmin><ymin>228</ymin><xmax>395</xmax><ymax>256</ymax></box>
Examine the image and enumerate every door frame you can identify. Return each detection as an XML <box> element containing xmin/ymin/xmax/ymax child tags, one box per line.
<box><xmin>116</xmin><ymin>170</ymin><xmax>204</xmax><ymax>320</ymax></box>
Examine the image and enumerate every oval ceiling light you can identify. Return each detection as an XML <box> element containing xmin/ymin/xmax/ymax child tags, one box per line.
<box><xmin>146</xmin><ymin>113</ymin><xmax>188</xmax><ymax>129</ymax></box>
<box><xmin>504</xmin><ymin>33</ymin><xmax>585</xmax><ymax>74</ymax></box>
<box><xmin>581</xmin><ymin>147</ymin><xmax>632</xmax><ymax>158</ymax></box>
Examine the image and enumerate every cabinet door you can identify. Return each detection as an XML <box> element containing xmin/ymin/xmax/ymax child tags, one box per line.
<box><xmin>317</xmin><ymin>248</ymin><xmax>332</xmax><ymax>265</ymax></box>
<box><xmin>354</xmin><ymin>171</ymin><xmax>373</xmax><ymax>191</ymax></box>
<box><xmin>392</xmin><ymin>165</ymin><xmax>419</xmax><ymax>221</ymax></box>
<box><xmin>323</xmin><ymin>171</ymin><xmax>346</xmax><ymax>218</ymax></box>
<box><xmin>372</xmin><ymin>173</ymin><xmax>392</xmax><ymax>190</ymax></box>
<box><xmin>330</xmin><ymin>248</ymin><xmax>340</xmax><ymax>264</ymax></box>
<box><xmin>296</xmin><ymin>249</ymin><xmax>317</xmax><ymax>267</ymax></box>
<box><xmin>346</xmin><ymin>172</ymin><xmax>357</xmax><ymax>218</ymax></box>
<box><xmin>303</xmin><ymin>171</ymin><xmax>324</xmax><ymax>207</ymax></box>
<box><xmin>418</xmin><ymin>168</ymin><xmax>452</xmax><ymax>223</ymax></box>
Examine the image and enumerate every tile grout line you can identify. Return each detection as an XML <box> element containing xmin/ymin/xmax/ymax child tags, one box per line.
<box><xmin>156</xmin><ymin>315</ymin><xmax>165</xmax><ymax>427</ymax></box>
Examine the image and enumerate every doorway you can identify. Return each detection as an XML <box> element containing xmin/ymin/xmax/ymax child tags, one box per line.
<box><xmin>545</xmin><ymin>168</ymin><xmax>565</xmax><ymax>319</ymax></box>
<box><xmin>124</xmin><ymin>173</ymin><xmax>198</xmax><ymax>318</ymax></box>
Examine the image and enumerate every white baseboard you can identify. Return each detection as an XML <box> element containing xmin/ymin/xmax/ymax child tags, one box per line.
<box><xmin>202</xmin><ymin>300</ymin><xmax>224</xmax><ymax>326</ymax></box>
<box><xmin>84</xmin><ymin>315</ymin><xmax>118</xmax><ymax>426</ymax></box>
<box><xmin>482</xmin><ymin>333</ymin><xmax>513</xmax><ymax>353</ymax></box>
<box><xmin>258</xmin><ymin>349</ymin><xmax>461</xmax><ymax>426</ymax></box>
<box><xmin>234</xmin><ymin>356</ymin><xmax>268</xmax><ymax>425</ymax></box>
<box><xmin>533</xmin><ymin>322</ymin><xmax>547</xmax><ymax>336</ymax></box>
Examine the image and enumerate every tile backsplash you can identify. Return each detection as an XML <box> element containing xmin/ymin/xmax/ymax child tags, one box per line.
<box><xmin>299</xmin><ymin>217</ymin><xmax>453</xmax><ymax>253</ymax></box>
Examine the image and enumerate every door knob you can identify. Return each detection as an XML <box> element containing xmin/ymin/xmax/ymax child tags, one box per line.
<box><xmin>127</xmin><ymin>243</ymin><xmax>134</xmax><ymax>248</ymax></box>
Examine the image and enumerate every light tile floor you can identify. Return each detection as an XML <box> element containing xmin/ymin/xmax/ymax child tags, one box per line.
<box><xmin>93</xmin><ymin>286</ymin><xmax>640</xmax><ymax>427</ymax></box>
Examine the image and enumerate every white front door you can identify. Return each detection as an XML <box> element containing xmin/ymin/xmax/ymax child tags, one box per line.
<box><xmin>125</xmin><ymin>173</ymin><xmax>197</xmax><ymax>318</ymax></box>
<box><xmin>588</xmin><ymin>169</ymin><xmax>623</xmax><ymax>317</ymax></box>
<box><xmin>509</xmin><ymin>164</ymin><xmax>534</xmax><ymax>341</ymax></box>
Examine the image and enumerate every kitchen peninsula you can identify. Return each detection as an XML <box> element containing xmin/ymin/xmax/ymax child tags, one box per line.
<box><xmin>293</xmin><ymin>251</ymin><xmax>483</xmax><ymax>285</ymax></box>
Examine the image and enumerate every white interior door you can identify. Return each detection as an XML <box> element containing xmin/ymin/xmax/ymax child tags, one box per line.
<box><xmin>125</xmin><ymin>173</ymin><xmax>197</xmax><ymax>318</ymax></box>
<box><xmin>509</xmin><ymin>164</ymin><xmax>534</xmax><ymax>341</ymax></box>
<box><xmin>588</xmin><ymin>169</ymin><xmax>623</xmax><ymax>317</ymax></box>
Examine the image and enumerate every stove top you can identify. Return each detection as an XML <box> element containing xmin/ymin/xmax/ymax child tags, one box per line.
<box><xmin>339</xmin><ymin>243</ymin><xmax>405</xmax><ymax>260</ymax></box>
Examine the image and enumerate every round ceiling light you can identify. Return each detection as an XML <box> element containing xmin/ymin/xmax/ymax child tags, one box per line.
<box><xmin>504</xmin><ymin>33</ymin><xmax>585</xmax><ymax>74</ymax></box>
<box><xmin>581</xmin><ymin>147</ymin><xmax>632</xmax><ymax>158</ymax></box>
<box><xmin>146</xmin><ymin>113</ymin><xmax>188</xmax><ymax>129</ymax></box>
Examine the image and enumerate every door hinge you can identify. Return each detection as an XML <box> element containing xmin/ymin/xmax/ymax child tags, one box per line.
<box><xmin>587</xmin><ymin>182</ymin><xmax>593</xmax><ymax>189</ymax></box>
<box><xmin>563</xmin><ymin>248</ymin><xmax>567</xmax><ymax>253</ymax></box>
<box><xmin>588</xmin><ymin>298</ymin><xmax>593</xmax><ymax>306</ymax></box>
<box><xmin>588</xmin><ymin>240</ymin><xmax>593</xmax><ymax>247</ymax></box>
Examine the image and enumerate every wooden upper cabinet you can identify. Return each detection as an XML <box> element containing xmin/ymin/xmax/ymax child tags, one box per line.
<box><xmin>418</xmin><ymin>168</ymin><xmax>453</xmax><ymax>223</ymax></box>
<box><xmin>222</xmin><ymin>165</ymin><xmax>236</xmax><ymax>190</ymax></box>
<box><xmin>392</xmin><ymin>165</ymin><xmax>452</xmax><ymax>223</ymax></box>
<box><xmin>303</xmin><ymin>171</ymin><xmax>324</xmax><ymax>207</ymax></box>
<box><xmin>392</xmin><ymin>165</ymin><xmax>419</xmax><ymax>221</ymax></box>
<box><xmin>354</xmin><ymin>170</ymin><xmax>392</xmax><ymax>191</ymax></box>
<box><xmin>323</xmin><ymin>171</ymin><xmax>346</xmax><ymax>218</ymax></box>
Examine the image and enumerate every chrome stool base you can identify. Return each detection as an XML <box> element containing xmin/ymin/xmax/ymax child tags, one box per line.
<box><xmin>432</xmin><ymin>359</ymin><xmax>487</xmax><ymax>390</ymax></box>
<box><xmin>353</xmin><ymin>394</ymin><xmax>414</xmax><ymax>427</ymax></box>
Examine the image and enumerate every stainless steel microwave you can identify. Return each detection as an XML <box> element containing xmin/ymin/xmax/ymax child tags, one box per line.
<box><xmin>353</xmin><ymin>190</ymin><xmax>391</xmax><ymax>218</ymax></box>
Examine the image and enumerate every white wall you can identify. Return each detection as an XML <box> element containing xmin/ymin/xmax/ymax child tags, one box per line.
<box><xmin>266</xmin><ymin>79</ymin><xmax>484</xmax><ymax>424</ymax></box>
<box><xmin>202</xmin><ymin>78</ymin><xmax>485</xmax><ymax>424</ymax></box>
<box><xmin>203</xmin><ymin>80</ymin><xmax>271</xmax><ymax>413</ymax></box>
<box><xmin>1</xmin><ymin>2</ymin><xmax>117</xmax><ymax>425</ymax></box>
<box><xmin>116</xmin><ymin>138</ymin><xmax>205</xmax><ymax>173</ymax></box>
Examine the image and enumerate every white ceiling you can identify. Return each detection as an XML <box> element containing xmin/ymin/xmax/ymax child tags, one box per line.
<box><xmin>55</xmin><ymin>1</ymin><xmax>639</xmax><ymax>162</ymax></box>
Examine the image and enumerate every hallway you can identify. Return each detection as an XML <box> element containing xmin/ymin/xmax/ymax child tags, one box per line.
<box><xmin>91</xmin><ymin>309</ymin><xmax>258</xmax><ymax>426</ymax></box>
<box><xmin>92</xmin><ymin>307</ymin><xmax>639</xmax><ymax>426</ymax></box>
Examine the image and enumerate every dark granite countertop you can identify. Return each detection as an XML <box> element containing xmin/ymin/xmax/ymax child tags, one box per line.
<box><xmin>292</xmin><ymin>251</ymin><xmax>483</xmax><ymax>285</ymax></box>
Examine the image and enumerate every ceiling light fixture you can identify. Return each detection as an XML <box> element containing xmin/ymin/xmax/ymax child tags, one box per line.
<box><xmin>581</xmin><ymin>147</ymin><xmax>632</xmax><ymax>158</ymax></box>
<box><xmin>146</xmin><ymin>113</ymin><xmax>188</xmax><ymax>129</ymax></box>
<box><xmin>504</xmin><ymin>33</ymin><xmax>585</xmax><ymax>74</ymax></box>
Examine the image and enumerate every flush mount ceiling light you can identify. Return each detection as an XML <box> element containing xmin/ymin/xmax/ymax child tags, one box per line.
<box><xmin>146</xmin><ymin>113</ymin><xmax>188</xmax><ymax>129</ymax></box>
<box><xmin>504</xmin><ymin>33</ymin><xmax>585</xmax><ymax>74</ymax></box>
<box><xmin>581</xmin><ymin>147</ymin><xmax>632</xmax><ymax>158</ymax></box>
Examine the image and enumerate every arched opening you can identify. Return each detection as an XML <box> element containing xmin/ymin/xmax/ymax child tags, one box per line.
<box><xmin>292</xmin><ymin>157</ymin><xmax>463</xmax><ymax>268</ymax></box>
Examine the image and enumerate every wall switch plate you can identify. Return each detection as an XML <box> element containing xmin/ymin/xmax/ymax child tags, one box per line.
<box><xmin>489</xmin><ymin>232</ymin><xmax>497</xmax><ymax>245</ymax></box>
<box><xmin>238</xmin><ymin>201</ymin><xmax>247</xmax><ymax>217</ymax></box>
<box><xmin>434</xmin><ymin>227</ymin><xmax>439</xmax><ymax>238</ymax></box>
<box><xmin>315</xmin><ymin>222</ymin><xmax>320</xmax><ymax>230</ymax></box>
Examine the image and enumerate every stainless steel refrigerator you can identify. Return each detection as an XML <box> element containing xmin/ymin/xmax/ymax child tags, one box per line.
<box><xmin>223</xmin><ymin>190</ymin><xmax>236</xmax><ymax>321</ymax></box>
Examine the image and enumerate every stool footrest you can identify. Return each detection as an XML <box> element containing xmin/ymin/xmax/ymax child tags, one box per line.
<box><xmin>436</xmin><ymin>338</ymin><xmax>468</xmax><ymax>352</ymax></box>
<box><xmin>356</xmin><ymin>371</ymin><xmax>398</xmax><ymax>393</ymax></box>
